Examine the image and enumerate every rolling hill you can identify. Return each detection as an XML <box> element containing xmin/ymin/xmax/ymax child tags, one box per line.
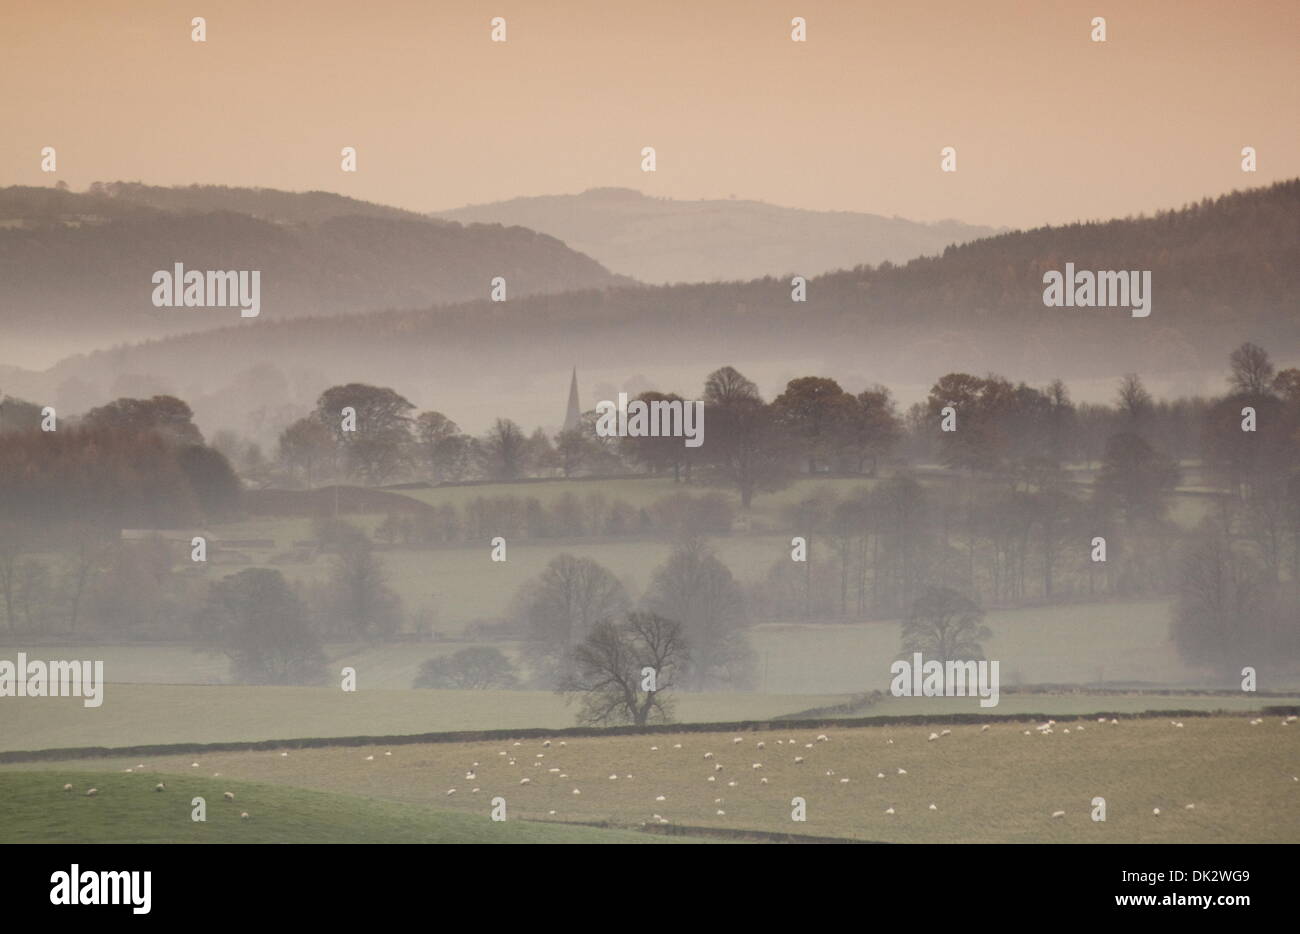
<box><xmin>3</xmin><ymin>180</ymin><xmax>1295</xmax><ymax>435</ymax></box>
<box><xmin>435</xmin><ymin>187</ymin><xmax>1004</xmax><ymax>284</ymax></box>
<box><xmin>0</xmin><ymin>183</ymin><xmax>628</xmax><ymax>357</ymax></box>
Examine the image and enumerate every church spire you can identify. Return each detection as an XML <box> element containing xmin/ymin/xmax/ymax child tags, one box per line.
<box><xmin>563</xmin><ymin>367</ymin><xmax>581</xmax><ymax>431</ymax></box>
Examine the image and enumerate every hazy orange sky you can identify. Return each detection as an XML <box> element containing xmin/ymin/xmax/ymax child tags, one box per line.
<box><xmin>3</xmin><ymin>0</ymin><xmax>1296</xmax><ymax>228</ymax></box>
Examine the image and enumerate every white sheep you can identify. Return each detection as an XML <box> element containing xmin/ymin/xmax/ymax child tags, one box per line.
<box><xmin>656</xmin><ymin>795</ymin><xmax>666</xmax><ymax>801</ymax></box>
<box><xmin>1051</xmin><ymin>810</ymin><xmax>1065</xmax><ymax>819</ymax></box>
<box><xmin>897</xmin><ymin>768</ymin><xmax>907</xmax><ymax>775</ymax></box>
<box><xmin>1153</xmin><ymin>808</ymin><xmax>1161</xmax><ymax>816</ymax></box>
<box><xmin>519</xmin><ymin>777</ymin><xmax>531</xmax><ymax>785</ymax></box>
<box><xmin>223</xmin><ymin>791</ymin><xmax>234</xmax><ymax>801</ymax></box>
<box><xmin>446</xmin><ymin>788</ymin><xmax>456</xmax><ymax>795</ymax></box>
<box><xmin>884</xmin><ymin>807</ymin><xmax>895</xmax><ymax>815</ymax></box>
<box><xmin>85</xmin><ymin>788</ymin><xmax>98</xmax><ymax>797</ymax></box>
<box><xmin>703</xmin><ymin>752</ymin><xmax>714</xmax><ymax>760</ymax></box>
<box><xmin>240</xmin><ymin>812</ymin><xmax>249</xmax><ymax>820</ymax></box>
<box><xmin>572</xmin><ymin>788</ymin><xmax>581</xmax><ymax>795</ymax></box>
<box><xmin>154</xmin><ymin>783</ymin><xmax>165</xmax><ymax>792</ymax></box>
<box><xmin>62</xmin><ymin>783</ymin><xmax>73</xmax><ymax>791</ymax></box>
<box><xmin>816</xmin><ymin>734</ymin><xmax>828</xmax><ymax>742</ymax></box>
<box><xmin>928</xmin><ymin>732</ymin><xmax>939</xmax><ymax>741</ymax></box>
<box><xmin>939</xmin><ymin>729</ymin><xmax>951</xmax><ymax>737</ymax></box>
<box><xmin>794</xmin><ymin>756</ymin><xmax>805</xmax><ymax>763</ymax></box>
<box><xmin>928</xmin><ymin>803</ymin><xmax>937</xmax><ymax>810</ymax></box>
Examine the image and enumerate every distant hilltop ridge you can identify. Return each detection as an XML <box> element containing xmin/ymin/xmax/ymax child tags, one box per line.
<box><xmin>434</xmin><ymin>188</ymin><xmax>1004</xmax><ymax>285</ymax></box>
<box><xmin>0</xmin><ymin>182</ymin><xmax>628</xmax><ymax>350</ymax></box>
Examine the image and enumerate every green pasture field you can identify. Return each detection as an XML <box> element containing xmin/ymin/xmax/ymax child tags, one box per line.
<box><xmin>8</xmin><ymin>715</ymin><xmax>1294</xmax><ymax>843</ymax></box>
<box><xmin>0</xmin><ymin>770</ymin><xmax>703</xmax><ymax>843</ymax></box>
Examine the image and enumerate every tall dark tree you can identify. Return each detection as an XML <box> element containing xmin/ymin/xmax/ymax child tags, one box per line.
<box><xmin>561</xmin><ymin>611</ymin><xmax>687</xmax><ymax>727</ymax></box>
<box><xmin>314</xmin><ymin>384</ymin><xmax>415</xmax><ymax>485</ymax></box>
<box><xmin>414</xmin><ymin>411</ymin><xmax>472</xmax><ymax>482</ymax></box>
<box><xmin>83</xmin><ymin>395</ymin><xmax>204</xmax><ymax>445</ymax></box>
<box><xmin>701</xmin><ymin>367</ymin><xmax>791</xmax><ymax>507</ymax></box>
<box><xmin>196</xmin><ymin>568</ymin><xmax>326</xmax><ymax>685</ymax></box>
<box><xmin>477</xmin><ymin>418</ymin><xmax>530</xmax><ymax>481</ymax></box>
<box><xmin>900</xmin><ymin>586</ymin><xmax>991</xmax><ymax>662</ymax></box>
<box><xmin>845</xmin><ymin>386</ymin><xmax>903</xmax><ymax>475</ymax></box>
<box><xmin>515</xmin><ymin>554</ymin><xmax>630</xmax><ymax>685</ymax></box>
<box><xmin>1228</xmin><ymin>342</ymin><xmax>1276</xmax><ymax>397</ymax></box>
<box><xmin>772</xmin><ymin>376</ymin><xmax>856</xmax><ymax>473</ymax></box>
<box><xmin>1095</xmin><ymin>432</ymin><xmax>1180</xmax><ymax>523</ymax></box>
<box><xmin>645</xmin><ymin>539</ymin><xmax>752</xmax><ymax>689</ymax></box>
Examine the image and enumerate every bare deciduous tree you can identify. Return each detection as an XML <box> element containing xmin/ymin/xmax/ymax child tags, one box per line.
<box><xmin>561</xmin><ymin>611</ymin><xmax>687</xmax><ymax>727</ymax></box>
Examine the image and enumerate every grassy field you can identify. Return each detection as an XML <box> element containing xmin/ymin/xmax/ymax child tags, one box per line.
<box><xmin>12</xmin><ymin>597</ymin><xmax>1227</xmax><ymax>696</ymax></box>
<box><xmin>750</xmin><ymin>599</ymin><xmax>1210</xmax><ymax>693</ymax></box>
<box><xmin>186</xmin><ymin>470</ymin><xmax>1227</xmax><ymax>645</ymax></box>
<box><xmin>0</xmin><ymin>771</ymin><xmax>702</xmax><ymax>843</ymax></box>
<box><xmin>8</xmin><ymin>715</ymin><xmax>1296</xmax><ymax>843</ymax></box>
<box><xmin>815</xmin><ymin>693</ymin><xmax>1287</xmax><ymax>717</ymax></box>
<box><xmin>0</xmin><ymin>685</ymin><xmax>851</xmax><ymax>753</ymax></box>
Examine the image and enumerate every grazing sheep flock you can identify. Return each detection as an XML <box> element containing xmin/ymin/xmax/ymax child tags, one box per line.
<box><xmin>45</xmin><ymin>712</ymin><xmax>1293</xmax><ymax>842</ymax></box>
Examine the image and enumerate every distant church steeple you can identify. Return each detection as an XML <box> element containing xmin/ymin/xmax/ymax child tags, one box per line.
<box><xmin>563</xmin><ymin>367</ymin><xmax>581</xmax><ymax>431</ymax></box>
